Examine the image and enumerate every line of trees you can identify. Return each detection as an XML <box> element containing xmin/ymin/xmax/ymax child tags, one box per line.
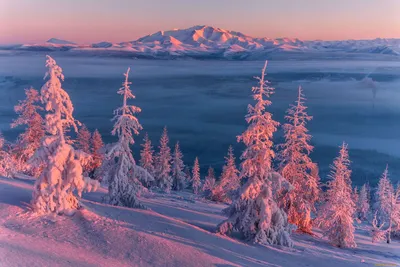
<box><xmin>0</xmin><ymin>56</ymin><xmax>398</xmax><ymax>249</ymax></box>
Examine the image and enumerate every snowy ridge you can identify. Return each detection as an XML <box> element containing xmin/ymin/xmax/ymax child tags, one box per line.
<box><xmin>1</xmin><ymin>176</ymin><xmax>399</xmax><ymax>267</ymax></box>
<box><xmin>2</xmin><ymin>25</ymin><xmax>400</xmax><ymax>59</ymax></box>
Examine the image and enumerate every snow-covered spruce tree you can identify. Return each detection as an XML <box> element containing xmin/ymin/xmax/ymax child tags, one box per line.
<box><xmin>139</xmin><ymin>133</ymin><xmax>155</xmax><ymax>179</ymax></box>
<box><xmin>217</xmin><ymin>61</ymin><xmax>294</xmax><ymax>247</ymax></box>
<box><xmin>76</xmin><ymin>124</ymin><xmax>91</xmax><ymax>154</ymax></box>
<box><xmin>317</xmin><ymin>143</ymin><xmax>356</xmax><ymax>248</ymax></box>
<box><xmin>11</xmin><ymin>87</ymin><xmax>45</xmax><ymax>175</ymax></box>
<box><xmin>203</xmin><ymin>166</ymin><xmax>216</xmax><ymax>198</ymax></box>
<box><xmin>103</xmin><ymin>67</ymin><xmax>146</xmax><ymax>208</ymax></box>
<box><xmin>277</xmin><ymin>86</ymin><xmax>319</xmax><ymax>234</ymax></box>
<box><xmin>357</xmin><ymin>183</ymin><xmax>370</xmax><ymax>221</ymax></box>
<box><xmin>30</xmin><ymin>56</ymin><xmax>98</xmax><ymax>215</ymax></box>
<box><xmin>90</xmin><ymin>129</ymin><xmax>104</xmax><ymax>179</ymax></box>
<box><xmin>374</xmin><ymin>166</ymin><xmax>400</xmax><ymax>243</ymax></box>
<box><xmin>171</xmin><ymin>141</ymin><xmax>186</xmax><ymax>191</ymax></box>
<box><xmin>0</xmin><ymin>133</ymin><xmax>15</xmax><ymax>178</ymax></box>
<box><xmin>184</xmin><ymin>166</ymin><xmax>191</xmax><ymax>188</ymax></box>
<box><xmin>155</xmin><ymin>127</ymin><xmax>172</xmax><ymax>192</ymax></box>
<box><xmin>192</xmin><ymin>157</ymin><xmax>201</xmax><ymax>194</ymax></box>
<box><xmin>212</xmin><ymin>146</ymin><xmax>240</xmax><ymax>203</ymax></box>
<box><xmin>76</xmin><ymin>124</ymin><xmax>92</xmax><ymax>175</ymax></box>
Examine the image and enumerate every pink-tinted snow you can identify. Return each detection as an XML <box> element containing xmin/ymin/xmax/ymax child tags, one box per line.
<box><xmin>0</xmin><ymin>177</ymin><xmax>399</xmax><ymax>267</ymax></box>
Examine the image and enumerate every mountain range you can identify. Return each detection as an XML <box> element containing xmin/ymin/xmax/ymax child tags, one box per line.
<box><xmin>2</xmin><ymin>25</ymin><xmax>400</xmax><ymax>59</ymax></box>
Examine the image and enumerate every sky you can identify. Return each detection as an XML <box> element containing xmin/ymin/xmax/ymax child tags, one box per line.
<box><xmin>1</xmin><ymin>0</ymin><xmax>399</xmax><ymax>44</ymax></box>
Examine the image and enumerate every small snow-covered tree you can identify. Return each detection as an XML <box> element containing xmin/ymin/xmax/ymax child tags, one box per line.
<box><xmin>103</xmin><ymin>67</ymin><xmax>146</xmax><ymax>208</ymax></box>
<box><xmin>277</xmin><ymin>86</ymin><xmax>319</xmax><ymax>234</ymax></box>
<box><xmin>192</xmin><ymin>157</ymin><xmax>201</xmax><ymax>194</ymax></box>
<box><xmin>357</xmin><ymin>183</ymin><xmax>370</xmax><ymax>221</ymax></box>
<box><xmin>0</xmin><ymin>133</ymin><xmax>15</xmax><ymax>178</ymax></box>
<box><xmin>155</xmin><ymin>127</ymin><xmax>172</xmax><ymax>192</ymax></box>
<box><xmin>76</xmin><ymin>124</ymin><xmax>91</xmax><ymax>154</ymax></box>
<box><xmin>218</xmin><ymin>61</ymin><xmax>293</xmax><ymax>247</ymax></box>
<box><xmin>371</xmin><ymin>211</ymin><xmax>386</xmax><ymax>243</ymax></box>
<box><xmin>139</xmin><ymin>133</ymin><xmax>155</xmax><ymax>180</ymax></box>
<box><xmin>11</xmin><ymin>87</ymin><xmax>45</xmax><ymax>175</ymax></box>
<box><xmin>184</xmin><ymin>166</ymin><xmax>191</xmax><ymax>188</ymax></box>
<box><xmin>171</xmin><ymin>142</ymin><xmax>186</xmax><ymax>191</ymax></box>
<box><xmin>374</xmin><ymin>166</ymin><xmax>400</xmax><ymax>243</ymax></box>
<box><xmin>212</xmin><ymin>146</ymin><xmax>240</xmax><ymax>203</ymax></box>
<box><xmin>218</xmin><ymin>172</ymin><xmax>294</xmax><ymax>247</ymax></box>
<box><xmin>375</xmin><ymin>166</ymin><xmax>393</xmax><ymax>223</ymax></box>
<box><xmin>317</xmin><ymin>143</ymin><xmax>356</xmax><ymax>248</ymax></box>
<box><xmin>203</xmin><ymin>166</ymin><xmax>216</xmax><ymax>198</ymax></box>
<box><xmin>90</xmin><ymin>129</ymin><xmax>104</xmax><ymax>179</ymax></box>
<box><xmin>30</xmin><ymin>56</ymin><xmax>98</xmax><ymax>215</ymax></box>
<box><xmin>76</xmin><ymin>124</ymin><xmax>92</xmax><ymax>175</ymax></box>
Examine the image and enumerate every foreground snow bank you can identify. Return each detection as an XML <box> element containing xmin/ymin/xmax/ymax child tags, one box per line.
<box><xmin>0</xmin><ymin>177</ymin><xmax>399</xmax><ymax>267</ymax></box>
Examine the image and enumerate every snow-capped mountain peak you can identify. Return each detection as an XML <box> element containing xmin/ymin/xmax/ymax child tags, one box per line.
<box><xmin>3</xmin><ymin>25</ymin><xmax>400</xmax><ymax>59</ymax></box>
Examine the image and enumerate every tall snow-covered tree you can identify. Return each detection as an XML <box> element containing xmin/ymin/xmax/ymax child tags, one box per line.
<box><xmin>155</xmin><ymin>127</ymin><xmax>172</xmax><ymax>192</ymax></box>
<box><xmin>103</xmin><ymin>67</ymin><xmax>146</xmax><ymax>208</ymax></box>
<box><xmin>139</xmin><ymin>133</ymin><xmax>155</xmax><ymax>178</ymax></box>
<box><xmin>171</xmin><ymin>141</ymin><xmax>186</xmax><ymax>191</ymax></box>
<box><xmin>192</xmin><ymin>157</ymin><xmax>201</xmax><ymax>194</ymax></box>
<box><xmin>76</xmin><ymin>124</ymin><xmax>91</xmax><ymax>154</ymax></box>
<box><xmin>11</xmin><ymin>87</ymin><xmax>44</xmax><ymax>175</ymax></box>
<box><xmin>30</xmin><ymin>56</ymin><xmax>98</xmax><ymax>215</ymax></box>
<box><xmin>374</xmin><ymin>166</ymin><xmax>400</xmax><ymax>243</ymax></box>
<box><xmin>277</xmin><ymin>86</ymin><xmax>319</xmax><ymax>234</ymax></box>
<box><xmin>317</xmin><ymin>143</ymin><xmax>356</xmax><ymax>248</ymax></box>
<box><xmin>90</xmin><ymin>129</ymin><xmax>104</xmax><ymax>179</ymax></box>
<box><xmin>212</xmin><ymin>146</ymin><xmax>240</xmax><ymax>203</ymax></box>
<box><xmin>218</xmin><ymin>61</ymin><xmax>293</xmax><ymax>247</ymax></box>
<box><xmin>357</xmin><ymin>183</ymin><xmax>370</xmax><ymax>221</ymax></box>
<box><xmin>203</xmin><ymin>166</ymin><xmax>216</xmax><ymax>198</ymax></box>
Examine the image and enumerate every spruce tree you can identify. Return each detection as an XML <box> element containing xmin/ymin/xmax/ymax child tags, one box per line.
<box><xmin>318</xmin><ymin>143</ymin><xmax>356</xmax><ymax>248</ymax></box>
<box><xmin>218</xmin><ymin>61</ymin><xmax>293</xmax><ymax>247</ymax></box>
<box><xmin>192</xmin><ymin>157</ymin><xmax>201</xmax><ymax>194</ymax></box>
<box><xmin>103</xmin><ymin>67</ymin><xmax>145</xmax><ymax>208</ymax></box>
<box><xmin>31</xmin><ymin>56</ymin><xmax>98</xmax><ymax>215</ymax></box>
<box><xmin>172</xmin><ymin>142</ymin><xmax>186</xmax><ymax>191</ymax></box>
<box><xmin>155</xmin><ymin>127</ymin><xmax>172</xmax><ymax>192</ymax></box>
<box><xmin>278</xmin><ymin>86</ymin><xmax>319</xmax><ymax>234</ymax></box>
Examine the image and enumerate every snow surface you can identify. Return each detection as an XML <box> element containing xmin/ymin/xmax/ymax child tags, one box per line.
<box><xmin>1</xmin><ymin>176</ymin><xmax>399</xmax><ymax>267</ymax></box>
<box><xmin>2</xmin><ymin>25</ymin><xmax>399</xmax><ymax>59</ymax></box>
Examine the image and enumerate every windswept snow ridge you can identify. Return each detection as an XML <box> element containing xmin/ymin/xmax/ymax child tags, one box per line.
<box><xmin>2</xmin><ymin>25</ymin><xmax>399</xmax><ymax>59</ymax></box>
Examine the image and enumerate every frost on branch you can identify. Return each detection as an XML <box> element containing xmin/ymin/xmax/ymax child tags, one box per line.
<box><xmin>30</xmin><ymin>56</ymin><xmax>98</xmax><ymax>215</ymax></box>
<box><xmin>103</xmin><ymin>67</ymin><xmax>147</xmax><ymax>209</ymax></box>
<box><xmin>218</xmin><ymin>62</ymin><xmax>293</xmax><ymax>247</ymax></box>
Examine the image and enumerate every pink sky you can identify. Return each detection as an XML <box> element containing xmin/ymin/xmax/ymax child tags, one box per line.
<box><xmin>1</xmin><ymin>0</ymin><xmax>399</xmax><ymax>44</ymax></box>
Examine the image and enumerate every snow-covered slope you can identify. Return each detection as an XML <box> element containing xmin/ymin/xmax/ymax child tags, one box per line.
<box><xmin>1</xmin><ymin>176</ymin><xmax>399</xmax><ymax>267</ymax></box>
<box><xmin>46</xmin><ymin>38</ymin><xmax>77</xmax><ymax>45</ymax></box>
<box><xmin>2</xmin><ymin>25</ymin><xmax>399</xmax><ymax>59</ymax></box>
